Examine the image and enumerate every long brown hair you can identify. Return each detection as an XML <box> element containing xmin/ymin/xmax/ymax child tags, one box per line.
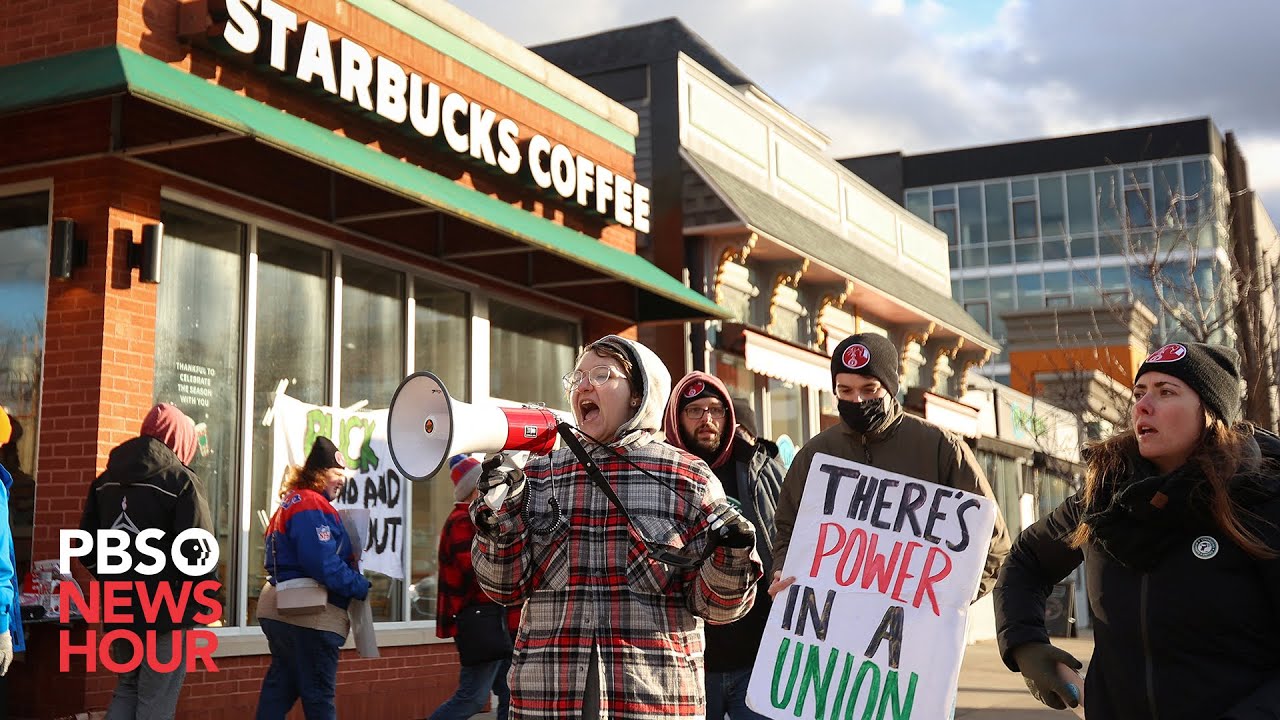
<box><xmin>278</xmin><ymin>464</ymin><xmax>328</xmax><ymax>500</ymax></box>
<box><xmin>1070</xmin><ymin>419</ymin><xmax>1276</xmax><ymax>559</ymax></box>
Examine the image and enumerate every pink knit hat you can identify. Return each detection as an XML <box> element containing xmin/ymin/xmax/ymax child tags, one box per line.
<box><xmin>449</xmin><ymin>454</ymin><xmax>482</xmax><ymax>502</ymax></box>
<box><xmin>141</xmin><ymin>403</ymin><xmax>197</xmax><ymax>465</ymax></box>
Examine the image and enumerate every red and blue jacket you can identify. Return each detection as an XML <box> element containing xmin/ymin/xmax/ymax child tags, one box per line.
<box><xmin>264</xmin><ymin>488</ymin><xmax>369</xmax><ymax>610</ymax></box>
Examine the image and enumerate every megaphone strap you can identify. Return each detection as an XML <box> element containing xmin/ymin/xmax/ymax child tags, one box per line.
<box><xmin>554</xmin><ymin>423</ymin><xmax>719</xmax><ymax>570</ymax></box>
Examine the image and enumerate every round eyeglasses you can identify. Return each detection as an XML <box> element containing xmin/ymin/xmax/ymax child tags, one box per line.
<box><xmin>683</xmin><ymin>406</ymin><xmax>727</xmax><ymax>421</ymax></box>
<box><xmin>562</xmin><ymin>365</ymin><xmax>626</xmax><ymax>393</ymax></box>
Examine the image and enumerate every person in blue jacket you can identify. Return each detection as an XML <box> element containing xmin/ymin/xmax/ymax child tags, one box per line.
<box><xmin>255</xmin><ymin>436</ymin><xmax>370</xmax><ymax>720</ymax></box>
<box><xmin>0</xmin><ymin>407</ymin><xmax>26</xmax><ymax>679</ymax></box>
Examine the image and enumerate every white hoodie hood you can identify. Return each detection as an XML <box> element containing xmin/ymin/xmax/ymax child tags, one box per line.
<box><xmin>589</xmin><ymin>335</ymin><xmax>671</xmax><ymax>444</ymax></box>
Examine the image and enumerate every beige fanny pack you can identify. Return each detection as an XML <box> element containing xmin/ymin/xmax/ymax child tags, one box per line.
<box><xmin>274</xmin><ymin>578</ymin><xmax>329</xmax><ymax>616</ymax></box>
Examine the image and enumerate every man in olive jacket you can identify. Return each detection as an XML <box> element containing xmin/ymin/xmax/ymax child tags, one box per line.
<box><xmin>770</xmin><ymin>333</ymin><xmax>1011</xmax><ymax>600</ymax></box>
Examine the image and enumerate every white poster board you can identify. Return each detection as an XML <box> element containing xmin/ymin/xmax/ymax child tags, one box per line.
<box><xmin>747</xmin><ymin>453</ymin><xmax>997</xmax><ymax>719</ymax></box>
<box><xmin>270</xmin><ymin>394</ymin><xmax>404</xmax><ymax>579</ymax></box>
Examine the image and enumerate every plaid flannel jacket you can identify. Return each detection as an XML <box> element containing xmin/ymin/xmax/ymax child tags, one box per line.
<box><xmin>435</xmin><ymin>502</ymin><xmax>521</xmax><ymax>639</ymax></box>
<box><xmin>471</xmin><ymin>434</ymin><xmax>762</xmax><ymax>720</ymax></box>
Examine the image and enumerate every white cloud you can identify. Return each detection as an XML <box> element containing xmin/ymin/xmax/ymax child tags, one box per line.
<box><xmin>449</xmin><ymin>0</ymin><xmax>1280</xmax><ymax>212</ymax></box>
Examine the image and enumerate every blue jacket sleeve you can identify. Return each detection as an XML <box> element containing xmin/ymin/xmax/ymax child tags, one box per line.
<box><xmin>287</xmin><ymin>508</ymin><xmax>370</xmax><ymax>601</ymax></box>
<box><xmin>0</xmin><ymin>467</ymin><xmax>15</xmax><ymax>635</ymax></box>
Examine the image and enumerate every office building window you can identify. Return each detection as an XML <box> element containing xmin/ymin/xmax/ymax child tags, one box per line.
<box><xmin>959</xmin><ymin>185</ymin><xmax>984</xmax><ymax>245</ymax></box>
<box><xmin>1066</xmin><ymin>173</ymin><xmax>1095</xmax><ymax>235</ymax></box>
<box><xmin>1039</xmin><ymin>176</ymin><xmax>1066</xmax><ymax>237</ymax></box>
<box><xmin>1013</xmin><ymin>200</ymin><xmax>1039</xmax><ymax>240</ymax></box>
<box><xmin>985</xmin><ymin>182</ymin><xmax>1011</xmax><ymax>243</ymax></box>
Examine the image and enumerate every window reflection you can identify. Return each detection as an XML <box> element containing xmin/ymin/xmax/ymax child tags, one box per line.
<box><xmin>341</xmin><ymin>256</ymin><xmax>405</xmax><ymax>621</ymax></box>
<box><xmin>409</xmin><ymin>278</ymin><xmax>468</xmax><ymax>622</ymax></box>
<box><xmin>490</xmin><ymin>300</ymin><xmax>576</xmax><ymax>411</ymax></box>
<box><xmin>155</xmin><ymin>204</ymin><xmax>245</xmax><ymax>625</ymax></box>
<box><xmin>0</xmin><ymin>192</ymin><xmax>49</xmax><ymax>586</ymax></box>
<box><xmin>248</xmin><ymin>231</ymin><xmax>330</xmax><ymax>624</ymax></box>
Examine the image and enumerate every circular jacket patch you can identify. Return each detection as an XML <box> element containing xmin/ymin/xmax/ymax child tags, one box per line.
<box><xmin>1192</xmin><ymin>535</ymin><xmax>1219</xmax><ymax>560</ymax></box>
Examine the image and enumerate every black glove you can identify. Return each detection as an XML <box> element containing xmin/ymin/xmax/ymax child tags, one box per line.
<box><xmin>476</xmin><ymin>454</ymin><xmax>526</xmax><ymax>511</ymax></box>
<box><xmin>478</xmin><ymin>454</ymin><xmax>525</xmax><ymax>493</ymax></box>
<box><xmin>1011</xmin><ymin>642</ymin><xmax>1083</xmax><ymax>710</ymax></box>
<box><xmin>708</xmin><ymin>503</ymin><xmax>755</xmax><ymax>549</ymax></box>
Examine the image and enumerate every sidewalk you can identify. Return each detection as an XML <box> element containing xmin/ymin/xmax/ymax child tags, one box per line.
<box><xmin>469</xmin><ymin>632</ymin><xmax>1095</xmax><ymax>719</ymax></box>
<box><xmin>956</xmin><ymin>633</ymin><xmax>1093</xmax><ymax>719</ymax></box>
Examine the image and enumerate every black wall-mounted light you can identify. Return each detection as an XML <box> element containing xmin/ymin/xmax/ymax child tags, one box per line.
<box><xmin>49</xmin><ymin>218</ymin><xmax>87</xmax><ymax>280</ymax></box>
<box><xmin>129</xmin><ymin>222</ymin><xmax>164</xmax><ymax>284</ymax></box>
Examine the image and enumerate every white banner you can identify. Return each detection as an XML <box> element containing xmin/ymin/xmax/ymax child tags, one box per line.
<box><xmin>748</xmin><ymin>453</ymin><xmax>996</xmax><ymax>719</ymax></box>
<box><xmin>270</xmin><ymin>394</ymin><xmax>404</xmax><ymax>579</ymax></box>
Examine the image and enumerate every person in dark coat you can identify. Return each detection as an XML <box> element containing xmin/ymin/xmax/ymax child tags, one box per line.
<box><xmin>995</xmin><ymin>342</ymin><xmax>1280</xmax><ymax>719</ymax></box>
<box><xmin>662</xmin><ymin>377</ymin><xmax>783</xmax><ymax>719</ymax></box>
<box><xmin>79</xmin><ymin>402</ymin><xmax>213</xmax><ymax>720</ymax></box>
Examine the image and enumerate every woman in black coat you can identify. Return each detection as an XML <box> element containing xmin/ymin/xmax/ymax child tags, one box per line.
<box><xmin>994</xmin><ymin>342</ymin><xmax>1280</xmax><ymax>720</ymax></box>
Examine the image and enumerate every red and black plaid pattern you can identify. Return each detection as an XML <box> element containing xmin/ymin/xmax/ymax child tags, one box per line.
<box><xmin>471</xmin><ymin>435</ymin><xmax>762</xmax><ymax>719</ymax></box>
<box><xmin>435</xmin><ymin>503</ymin><xmax>521</xmax><ymax>639</ymax></box>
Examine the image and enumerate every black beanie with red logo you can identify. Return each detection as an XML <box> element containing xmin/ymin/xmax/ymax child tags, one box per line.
<box><xmin>830</xmin><ymin>333</ymin><xmax>900</xmax><ymax>398</ymax></box>
<box><xmin>1134</xmin><ymin>342</ymin><xmax>1242</xmax><ymax>423</ymax></box>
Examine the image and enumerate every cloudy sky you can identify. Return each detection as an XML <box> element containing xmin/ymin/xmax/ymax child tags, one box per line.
<box><xmin>451</xmin><ymin>0</ymin><xmax>1280</xmax><ymax>210</ymax></box>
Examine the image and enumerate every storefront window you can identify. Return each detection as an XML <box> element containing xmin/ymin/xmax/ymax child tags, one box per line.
<box><xmin>977</xmin><ymin>449</ymin><xmax>1023</xmax><ymax>536</ymax></box>
<box><xmin>247</xmin><ymin>231</ymin><xmax>331</xmax><ymax>624</ymax></box>
<box><xmin>409</xmin><ymin>277</ymin><xmax>469</xmax><ymax>622</ymax></box>
<box><xmin>340</xmin><ymin>256</ymin><xmax>405</xmax><ymax>621</ymax></box>
<box><xmin>489</xmin><ymin>300</ymin><xmax>576</xmax><ymax>411</ymax></box>
<box><xmin>155</xmin><ymin>204</ymin><xmax>245</xmax><ymax>624</ymax></box>
<box><xmin>0</xmin><ymin>192</ymin><xmax>49</xmax><ymax>584</ymax></box>
<box><xmin>767</xmin><ymin>377</ymin><xmax>804</xmax><ymax>452</ymax></box>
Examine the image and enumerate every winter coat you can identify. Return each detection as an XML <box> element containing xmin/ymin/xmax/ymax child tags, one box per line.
<box><xmin>435</xmin><ymin>502</ymin><xmax>520</xmax><ymax>640</ymax></box>
<box><xmin>773</xmin><ymin>411</ymin><xmax>1011</xmax><ymax>599</ymax></box>
<box><xmin>79</xmin><ymin>435</ymin><xmax>214</xmax><ymax>635</ymax></box>
<box><xmin>472</xmin><ymin>336</ymin><xmax>763</xmax><ymax>719</ymax></box>
<box><xmin>264</xmin><ymin>488</ymin><xmax>369</xmax><ymax>612</ymax></box>
<box><xmin>662</xmin><ymin>371</ymin><xmax>784</xmax><ymax>672</ymax></box>
<box><xmin>995</xmin><ymin>428</ymin><xmax>1280</xmax><ymax>720</ymax></box>
<box><xmin>0</xmin><ymin>463</ymin><xmax>25</xmax><ymax>652</ymax></box>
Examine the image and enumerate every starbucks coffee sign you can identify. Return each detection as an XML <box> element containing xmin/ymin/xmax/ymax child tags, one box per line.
<box><xmin>213</xmin><ymin>0</ymin><xmax>651</xmax><ymax>232</ymax></box>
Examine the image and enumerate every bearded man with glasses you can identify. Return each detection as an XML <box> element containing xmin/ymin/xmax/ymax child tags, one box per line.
<box><xmin>662</xmin><ymin>373</ymin><xmax>783</xmax><ymax>719</ymax></box>
<box><xmin>470</xmin><ymin>336</ymin><xmax>763</xmax><ymax>720</ymax></box>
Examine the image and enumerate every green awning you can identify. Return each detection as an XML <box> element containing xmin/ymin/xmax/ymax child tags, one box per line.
<box><xmin>0</xmin><ymin>46</ymin><xmax>729</xmax><ymax>323</ymax></box>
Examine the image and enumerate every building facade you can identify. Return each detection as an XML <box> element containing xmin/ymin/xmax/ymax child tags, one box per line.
<box><xmin>0</xmin><ymin>1</ymin><xmax>725</xmax><ymax>717</ymax></box>
<box><xmin>845</xmin><ymin>119</ymin><xmax>1280</xmax><ymax>429</ymax></box>
<box><xmin>534</xmin><ymin>19</ymin><xmax>1000</xmax><ymax>450</ymax></box>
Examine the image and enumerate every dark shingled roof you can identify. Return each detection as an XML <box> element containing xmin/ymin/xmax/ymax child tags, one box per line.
<box><xmin>531</xmin><ymin>17</ymin><xmax>754</xmax><ymax>88</ymax></box>
<box><xmin>683</xmin><ymin>150</ymin><xmax>1000</xmax><ymax>352</ymax></box>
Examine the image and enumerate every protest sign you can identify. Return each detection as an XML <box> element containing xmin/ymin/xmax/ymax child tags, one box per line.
<box><xmin>747</xmin><ymin>453</ymin><xmax>996</xmax><ymax>719</ymax></box>
<box><xmin>270</xmin><ymin>394</ymin><xmax>404</xmax><ymax>579</ymax></box>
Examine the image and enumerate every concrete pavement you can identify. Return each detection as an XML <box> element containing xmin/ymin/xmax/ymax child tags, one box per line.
<box><xmin>956</xmin><ymin>633</ymin><xmax>1093</xmax><ymax>720</ymax></box>
<box><xmin>467</xmin><ymin>632</ymin><xmax>1095</xmax><ymax>719</ymax></box>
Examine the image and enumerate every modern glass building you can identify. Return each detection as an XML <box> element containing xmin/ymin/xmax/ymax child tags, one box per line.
<box><xmin>845</xmin><ymin>119</ymin><xmax>1239</xmax><ymax>384</ymax></box>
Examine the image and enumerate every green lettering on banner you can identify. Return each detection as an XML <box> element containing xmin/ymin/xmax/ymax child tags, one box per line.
<box><xmin>874</xmin><ymin>670</ymin><xmax>917</xmax><ymax>720</ymax></box>
<box><xmin>358</xmin><ymin>419</ymin><xmax>379</xmax><ymax>472</ymax></box>
<box><xmin>796</xmin><ymin>644</ymin><xmax>840</xmax><ymax>719</ymax></box>
<box><xmin>829</xmin><ymin>654</ymin><xmax>857</xmax><ymax>720</ymax></box>
<box><xmin>338</xmin><ymin>415</ymin><xmax>380</xmax><ymax>473</ymax></box>
<box><xmin>304</xmin><ymin>409</ymin><xmax>333</xmax><ymax>453</ymax></box>
<box><xmin>847</xmin><ymin>660</ymin><xmax>880</xmax><ymax>720</ymax></box>
<box><xmin>772</xmin><ymin>637</ymin><xmax>802</xmax><ymax>709</ymax></box>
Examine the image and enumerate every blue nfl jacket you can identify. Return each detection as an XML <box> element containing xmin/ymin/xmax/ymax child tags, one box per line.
<box><xmin>0</xmin><ymin>463</ymin><xmax>25</xmax><ymax>652</ymax></box>
<box><xmin>264</xmin><ymin>488</ymin><xmax>369</xmax><ymax>609</ymax></box>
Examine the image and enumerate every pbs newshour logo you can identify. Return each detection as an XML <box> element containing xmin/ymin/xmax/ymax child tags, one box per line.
<box><xmin>58</xmin><ymin>528</ymin><xmax>223</xmax><ymax>672</ymax></box>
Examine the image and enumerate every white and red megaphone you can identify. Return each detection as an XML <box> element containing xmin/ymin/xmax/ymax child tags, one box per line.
<box><xmin>387</xmin><ymin>371</ymin><xmax>562</xmax><ymax>481</ymax></box>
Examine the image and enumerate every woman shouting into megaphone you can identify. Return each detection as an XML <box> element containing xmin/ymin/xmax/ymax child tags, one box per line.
<box><xmin>470</xmin><ymin>335</ymin><xmax>762</xmax><ymax>720</ymax></box>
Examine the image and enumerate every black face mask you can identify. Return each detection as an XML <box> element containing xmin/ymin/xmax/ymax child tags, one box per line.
<box><xmin>837</xmin><ymin>394</ymin><xmax>898</xmax><ymax>436</ymax></box>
